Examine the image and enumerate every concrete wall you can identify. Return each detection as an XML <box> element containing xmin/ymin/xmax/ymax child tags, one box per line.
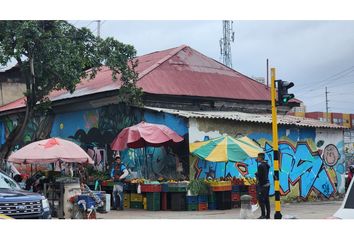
<box><xmin>189</xmin><ymin>117</ymin><xmax>345</xmax><ymax>200</ymax></box>
<box><xmin>0</xmin><ymin>82</ymin><xmax>26</xmax><ymax>106</ymax></box>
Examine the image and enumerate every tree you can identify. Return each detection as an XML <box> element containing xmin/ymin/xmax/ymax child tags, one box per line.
<box><xmin>0</xmin><ymin>20</ymin><xmax>143</xmax><ymax>161</ymax></box>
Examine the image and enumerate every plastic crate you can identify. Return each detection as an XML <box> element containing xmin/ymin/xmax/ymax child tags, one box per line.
<box><xmin>231</xmin><ymin>193</ymin><xmax>241</xmax><ymax>202</ymax></box>
<box><xmin>141</xmin><ymin>184</ymin><xmax>162</xmax><ymax>193</ymax></box>
<box><xmin>187</xmin><ymin>203</ymin><xmax>198</xmax><ymax>211</ymax></box>
<box><xmin>130</xmin><ymin>201</ymin><xmax>144</xmax><ymax>209</ymax></box>
<box><xmin>161</xmin><ymin>192</ymin><xmax>168</xmax><ymax>210</ymax></box>
<box><xmin>168</xmin><ymin>182</ymin><xmax>188</xmax><ymax>188</ymax></box>
<box><xmin>212</xmin><ymin>185</ymin><xmax>232</xmax><ymax>192</ymax></box>
<box><xmin>161</xmin><ymin>183</ymin><xmax>169</xmax><ymax>192</ymax></box>
<box><xmin>208</xmin><ymin>193</ymin><xmax>216</xmax><ymax>203</ymax></box>
<box><xmin>186</xmin><ymin>196</ymin><xmax>198</xmax><ymax>205</ymax></box>
<box><xmin>232</xmin><ymin>185</ymin><xmax>240</xmax><ymax>193</ymax></box>
<box><xmin>123</xmin><ymin>201</ymin><xmax>130</xmax><ymax>209</ymax></box>
<box><xmin>168</xmin><ymin>187</ymin><xmax>187</xmax><ymax>192</ymax></box>
<box><xmin>209</xmin><ymin>181</ymin><xmax>231</xmax><ymax>187</ymax></box>
<box><xmin>124</xmin><ymin>193</ymin><xmax>130</xmax><ymax>201</ymax></box>
<box><xmin>198</xmin><ymin>195</ymin><xmax>208</xmax><ymax>203</ymax></box>
<box><xmin>215</xmin><ymin>191</ymin><xmax>232</xmax><ymax>210</ymax></box>
<box><xmin>198</xmin><ymin>203</ymin><xmax>208</xmax><ymax>211</ymax></box>
<box><xmin>146</xmin><ymin>192</ymin><xmax>160</xmax><ymax>211</ymax></box>
<box><xmin>208</xmin><ymin>202</ymin><xmax>217</xmax><ymax>210</ymax></box>
<box><xmin>130</xmin><ymin>193</ymin><xmax>143</xmax><ymax>202</ymax></box>
<box><xmin>239</xmin><ymin>185</ymin><xmax>249</xmax><ymax>193</ymax></box>
<box><xmin>171</xmin><ymin>192</ymin><xmax>186</xmax><ymax>211</ymax></box>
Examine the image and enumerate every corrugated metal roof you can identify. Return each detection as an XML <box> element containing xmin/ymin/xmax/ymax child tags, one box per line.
<box><xmin>0</xmin><ymin>45</ymin><xmax>292</xmax><ymax>113</ymax></box>
<box><xmin>144</xmin><ymin>106</ymin><xmax>346</xmax><ymax>129</ymax></box>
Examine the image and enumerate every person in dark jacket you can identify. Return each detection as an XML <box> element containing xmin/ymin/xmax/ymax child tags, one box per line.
<box><xmin>110</xmin><ymin>153</ymin><xmax>129</xmax><ymax>210</ymax></box>
<box><xmin>255</xmin><ymin>152</ymin><xmax>271</xmax><ymax>219</ymax></box>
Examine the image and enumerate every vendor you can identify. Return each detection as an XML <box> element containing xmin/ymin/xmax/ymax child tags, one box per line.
<box><xmin>110</xmin><ymin>153</ymin><xmax>129</xmax><ymax>210</ymax></box>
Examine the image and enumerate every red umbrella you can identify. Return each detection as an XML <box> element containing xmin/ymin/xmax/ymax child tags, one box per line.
<box><xmin>8</xmin><ymin>137</ymin><xmax>94</xmax><ymax>165</ymax></box>
<box><xmin>111</xmin><ymin>121</ymin><xmax>184</xmax><ymax>151</ymax></box>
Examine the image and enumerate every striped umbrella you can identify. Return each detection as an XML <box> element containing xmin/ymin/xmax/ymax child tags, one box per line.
<box><xmin>189</xmin><ymin>135</ymin><xmax>263</xmax><ymax>162</ymax></box>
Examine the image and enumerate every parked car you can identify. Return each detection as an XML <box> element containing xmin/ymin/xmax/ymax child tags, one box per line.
<box><xmin>333</xmin><ymin>174</ymin><xmax>354</xmax><ymax>219</ymax></box>
<box><xmin>0</xmin><ymin>170</ymin><xmax>51</xmax><ymax>219</ymax></box>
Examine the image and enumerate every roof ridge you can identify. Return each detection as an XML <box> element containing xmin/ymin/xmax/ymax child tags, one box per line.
<box><xmin>137</xmin><ymin>45</ymin><xmax>188</xmax><ymax>80</ymax></box>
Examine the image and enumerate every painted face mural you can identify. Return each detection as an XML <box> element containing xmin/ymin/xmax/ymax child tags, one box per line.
<box><xmin>322</xmin><ymin>144</ymin><xmax>340</xmax><ymax>167</ymax></box>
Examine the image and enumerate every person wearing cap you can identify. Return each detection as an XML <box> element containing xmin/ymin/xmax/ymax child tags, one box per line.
<box><xmin>255</xmin><ymin>152</ymin><xmax>271</xmax><ymax>219</ymax></box>
<box><xmin>110</xmin><ymin>153</ymin><xmax>129</xmax><ymax>210</ymax></box>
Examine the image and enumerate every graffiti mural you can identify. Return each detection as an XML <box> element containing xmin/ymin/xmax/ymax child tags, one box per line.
<box><xmin>194</xmin><ymin>140</ymin><xmax>337</xmax><ymax>199</ymax></box>
<box><xmin>49</xmin><ymin>104</ymin><xmax>189</xmax><ymax>179</ymax></box>
<box><xmin>189</xmin><ymin>118</ymin><xmax>345</xmax><ymax>200</ymax></box>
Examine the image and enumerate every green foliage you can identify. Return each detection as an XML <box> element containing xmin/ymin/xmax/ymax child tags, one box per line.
<box><xmin>0</xmin><ymin>20</ymin><xmax>142</xmax><ymax>108</ymax></box>
<box><xmin>188</xmin><ymin>179</ymin><xmax>210</xmax><ymax>195</ymax></box>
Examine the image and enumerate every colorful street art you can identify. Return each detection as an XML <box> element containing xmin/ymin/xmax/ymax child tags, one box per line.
<box><xmin>190</xmin><ymin>118</ymin><xmax>345</xmax><ymax>200</ymax></box>
<box><xmin>194</xmin><ymin>140</ymin><xmax>342</xmax><ymax>199</ymax></box>
<box><xmin>49</xmin><ymin>104</ymin><xmax>189</xmax><ymax>179</ymax></box>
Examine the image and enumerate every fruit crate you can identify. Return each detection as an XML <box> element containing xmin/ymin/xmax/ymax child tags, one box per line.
<box><xmin>171</xmin><ymin>192</ymin><xmax>186</xmax><ymax>211</ymax></box>
<box><xmin>168</xmin><ymin>182</ymin><xmax>188</xmax><ymax>188</ymax></box>
<box><xmin>208</xmin><ymin>202</ymin><xmax>217</xmax><ymax>210</ymax></box>
<box><xmin>187</xmin><ymin>203</ymin><xmax>198</xmax><ymax>211</ymax></box>
<box><xmin>215</xmin><ymin>191</ymin><xmax>232</xmax><ymax>210</ymax></box>
<box><xmin>209</xmin><ymin>181</ymin><xmax>232</xmax><ymax>187</ymax></box>
<box><xmin>232</xmin><ymin>185</ymin><xmax>240</xmax><ymax>193</ymax></box>
<box><xmin>130</xmin><ymin>201</ymin><xmax>144</xmax><ymax>209</ymax></box>
<box><xmin>124</xmin><ymin>193</ymin><xmax>130</xmax><ymax>202</ymax></box>
<box><xmin>123</xmin><ymin>201</ymin><xmax>130</xmax><ymax>209</ymax></box>
<box><xmin>231</xmin><ymin>193</ymin><xmax>241</xmax><ymax>202</ymax></box>
<box><xmin>212</xmin><ymin>185</ymin><xmax>232</xmax><ymax>192</ymax></box>
<box><xmin>168</xmin><ymin>187</ymin><xmax>187</xmax><ymax>192</ymax></box>
<box><xmin>141</xmin><ymin>184</ymin><xmax>162</xmax><ymax>193</ymax></box>
<box><xmin>186</xmin><ymin>196</ymin><xmax>198</xmax><ymax>205</ymax></box>
<box><xmin>147</xmin><ymin>198</ymin><xmax>160</xmax><ymax>211</ymax></box>
<box><xmin>198</xmin><ymin>195</ymin><xmax>208</xmax><ymax>204</ymax></box>
<box><xmin>208</xmin><ymin>193</ymin><xmax>217</xmax><ymax>203</ymax></box>
<box><xmin>130</xmin><ymin>193</ymin><xmax>143</xmax><ymax>202</ymax></box>
<box><xmin>161</xmin><ymin>192</ymin><xmax>168</xmax><ymax>210</ymax></box>
<box><xmin>249</xmin><ymin>184</ymin><xmax>257</xmax><ymax>192</ymax></box>
<box><xmin>198</xmin><ymin>202</ymin><xmax>208</xmax><ymax>211</ymax></box>
<box><xmin>161</xmin><ymin>183</ymin><xmax>169</xmax><ymax>192</ymax></box>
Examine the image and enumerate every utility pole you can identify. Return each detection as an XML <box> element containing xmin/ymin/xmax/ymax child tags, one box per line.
<box><xmin>325</xmin><ymin>87</ymin><xmax>329</xmax><ymax>123</ymax></box>
<box><xmin>271</xmin><ymin>68</ymin><xmax>282</xmax><ymax>219</ymax></box>
<box><xmin>266</xmin><ymin>59</ymin><xmax>269</xmax><ymax>87</ymax></box>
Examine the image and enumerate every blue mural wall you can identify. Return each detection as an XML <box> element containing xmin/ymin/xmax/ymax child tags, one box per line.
<box><xmin>49</xmin><ymin>105</ymin><xmax>189</xmax><ymax>179</ymax></box>
<box><xmin>191</xmin><ymin>121</ymin><xmax>345</xmax><ymax>199</ymax></box>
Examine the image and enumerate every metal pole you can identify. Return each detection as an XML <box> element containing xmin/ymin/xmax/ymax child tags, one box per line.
<box><xmin>271</xmin><ymin>68</ymin><xmax>282</xmax><ymax>219</ymax></box>
<box><xmin>325</xmin><ymin>86</ymin><xmax>329</xmax><ymax>123</ymax></box>
<box><xmin>266</xmin><ymin>59</ymin><xmax>269</xmax><ymax>87</ymax></box>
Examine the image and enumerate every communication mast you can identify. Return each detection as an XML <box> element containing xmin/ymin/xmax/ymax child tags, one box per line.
<box><xmin>220</xmin><ymin>20</ymin><xmax>235</xmax><ymax>68</ymax></box>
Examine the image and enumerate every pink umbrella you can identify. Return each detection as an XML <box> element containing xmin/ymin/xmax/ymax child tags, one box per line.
<box><xmin>8</xmin><ymin>137</ymin><xmax>94</xmax><ymax>165</ymax></box>
<box><xmin>111</xmin><ymin>121</ymin><xmax>184</xmax><ymax>151</ymax></box>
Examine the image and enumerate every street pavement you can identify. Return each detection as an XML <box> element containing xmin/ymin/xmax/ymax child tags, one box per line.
<box><xmin>96</xmin><ymin>200</ymin><xmax>342</xmax><ymax>219</ymax></box>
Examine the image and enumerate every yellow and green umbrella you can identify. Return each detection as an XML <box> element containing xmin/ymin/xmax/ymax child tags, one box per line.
<box><xmin>189</xmin><ymin>135</ymin><xmax>263</xmax><ymax>162</ymax></box>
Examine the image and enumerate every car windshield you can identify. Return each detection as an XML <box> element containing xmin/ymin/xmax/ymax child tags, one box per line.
<box><xmin>0</xmin><ymin>172</ymin><xmax>21</xmax><ymax>190</ymax></box>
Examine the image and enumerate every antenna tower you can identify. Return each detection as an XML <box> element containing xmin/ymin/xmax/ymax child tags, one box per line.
<box><xmin>220</xmin><ymin>20</ymin><xmax>235</xmax><ymax>68</ymax></box>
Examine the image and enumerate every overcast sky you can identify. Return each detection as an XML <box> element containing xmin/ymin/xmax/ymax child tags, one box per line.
<box><xmin>72</xmin><ymin>20</ymin><xmax>354</xmax><ymax>114</ymax></box>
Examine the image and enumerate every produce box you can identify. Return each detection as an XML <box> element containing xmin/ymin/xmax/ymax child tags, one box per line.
<box><xmin>231</xmin><ymin>193</ymin><xmax>241</xmax><ymax>202</ymax></box>
<box><xmin>198</xmin><ymin>203</ymin><xmax>208</xmax><ymax>211</ymax></box>
<box><xmin>161</xmin><ymin>192</ymin><xmax>168</xmax><ymax>210</ymax></box>
<box><xmin>130</xmin><ymin>193</ymin><xmax>143</xmax><ymax>202</ymax></box>
<box><xmin>208</xmin><ymin>193</ymin><xmax>216</xmax><ymax>203</ymax></box>
<box><xmin>171</xmin><ymin>192</ymin><xmax>186</xmax><ymax>211</ymax></box>
<box><xmin>141</xmin><ymin>184</ymin><xmax>162</xmax><ymax>193</ymax></box>
<box><xmin>208</xmin><ymin>202</ymin><xmax>217</xmax><ymax>210</ymax></box>
<box><xmin>232</xmin><ymin>185</ymin><xmax>240</xmax><ymax>193</ymax></box>
<box><xmin>186</xmin><ymin>196</ymin><xmax>198</xmax><ymax>205</ymax></box>
<box><xmin>198</xmin><ymin>195</ymin><xmax>208</xmax><ymax>204</ymax></box>
<box><xmin>130</xmin><ymin>201</ymin><xmax>144</xmax><ymax>209</ymax></box>
<box><xmin>211</xmin><ymin>185</ymin><xmax>232</xmax><ymax>192</ymax></box>
<box><xmin>161</xmin><ymin>183</ymin><xmax>169</xmax><ymax>192</ymax></box>
<box><xmin>187</xmin><ymin>203</ymin><xmax>198</xmax><ymax>211</ymax></box>
<box><xmin>147</xmin><ymin>193</ymin><xmax>160</xmax><ymax>211</ymax></box>
<box><xmin>209</xmin><ymin>181</ymin><xmax>231</xmax><ymax>187</ymax></box>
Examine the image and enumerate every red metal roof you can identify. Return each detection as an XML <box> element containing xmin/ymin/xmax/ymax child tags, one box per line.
<box><xmin>0</xmin><ymin>45</ymin><xmax>273</xmax><ymax>113</ymax></box>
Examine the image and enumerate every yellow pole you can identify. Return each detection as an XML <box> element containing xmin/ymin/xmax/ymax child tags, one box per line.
<box><xmin>271</xmin><ymin>68</ymin><xmax>282</xmax><ymax>219</ymax></box>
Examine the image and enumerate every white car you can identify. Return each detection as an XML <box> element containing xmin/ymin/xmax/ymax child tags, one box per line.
<box><xmin>333</xmin><ymin>176</ymin><xmax>354</xmax><ymax>219</ymax></box>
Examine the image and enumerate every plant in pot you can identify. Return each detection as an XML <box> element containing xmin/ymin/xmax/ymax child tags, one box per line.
<box><xmin>187</xmin><ymin>179</ymin><xmax>210</xmax><ymax>196</ymax></box>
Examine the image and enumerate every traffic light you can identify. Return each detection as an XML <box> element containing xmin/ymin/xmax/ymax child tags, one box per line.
<box><xmin>277</xmin><ymin>80</ymin><xmax>295</xmax><ymax>106</ymax></box>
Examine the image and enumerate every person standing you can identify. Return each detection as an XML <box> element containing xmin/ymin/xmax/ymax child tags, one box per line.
<box><xmin>110</xmin><ymin>153</ymin><xmax>129</xmax><ymax>210</ymax></box>
<box><xmin>255</xmin><ymin>152</ymin><xmax>271</xmax><ymax>219</ymax></box>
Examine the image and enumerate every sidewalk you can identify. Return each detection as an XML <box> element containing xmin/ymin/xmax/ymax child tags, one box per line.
<box><xmin>97</xmin><ymin>200</ymin><xmax>342</xmax><ymax>219</ymax></box>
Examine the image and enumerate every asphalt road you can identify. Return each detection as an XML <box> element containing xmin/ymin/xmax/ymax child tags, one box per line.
<box><xmin>96</xmin><ymin>200</ymin><xmax>343</xmax><ymax>219</ymax></box>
